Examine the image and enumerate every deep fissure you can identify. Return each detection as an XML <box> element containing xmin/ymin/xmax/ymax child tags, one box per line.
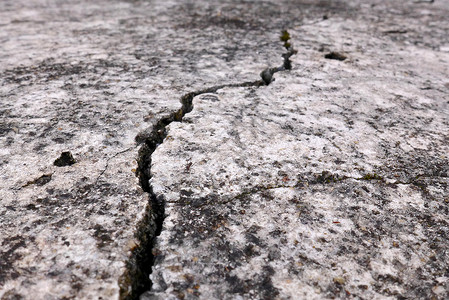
<box><xmin>118</xmin><ymin>32</ymin><xmax>296</xmax><ymax>300</ymax></box>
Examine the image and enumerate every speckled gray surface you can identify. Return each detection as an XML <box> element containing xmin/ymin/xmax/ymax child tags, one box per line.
<box><xmin>0</xmin><ymin>0</ymin><xmax>287</xmax><ymax>298</ymax></box>
<box><xmin>145</xmin><ymin>1</ymin><xmax>449</xmax><ymax>299</ymax></box>
<box><xmin>1</xmin><ymin>0</ymin><xmax>448</xmax><ymax>299</ymax></box>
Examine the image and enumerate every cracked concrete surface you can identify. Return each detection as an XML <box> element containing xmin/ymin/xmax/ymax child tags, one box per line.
<box><xmin>0</xmin><ymin>0</ymin><xmax>288</xmax><ymax>298</ymax></box>
<box><xmin>145</xmin><ymin>1</ymin><xmax>449</xmax><ymax>299</ymax></box>
<box><xmin>1</xmin><ymin>0</ymin><xmax>448</xmax><ymax>299</ymax></box>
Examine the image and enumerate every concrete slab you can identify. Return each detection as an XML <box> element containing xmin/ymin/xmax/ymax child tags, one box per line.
<box><xmin>145</xmin><ymin>1</ymin><xmax>449</xmax><ymax>299</ymax></box>
<box><xmin>1</xmin><ymin>0</ymin><xmax>448</xmax><ymax>299</ymax></box>
<box><xmin>0</xmin><ymin>0</ymin><xmax>288</xmax><ymax>298</ymax></box>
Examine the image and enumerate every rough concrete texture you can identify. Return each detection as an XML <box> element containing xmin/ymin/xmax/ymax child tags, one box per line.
<box><xmin>1</xmin><ymin>0</ymin><xmax>448</xmax><ymax>299</ymax></box>
<box><xmin>146</xmin><ymin>1</ymin><xmax>449</xmax><ymax>300</ymax></box>
<box><xmin>0</xmin><ymin>0</ymin><xmax>285</xmax><ymax>298</ymax></box>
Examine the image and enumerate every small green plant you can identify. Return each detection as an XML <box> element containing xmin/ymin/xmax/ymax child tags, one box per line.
<box><xmin>280</xmin><ymin>30</ymin><xmax>290</xmax><ymax>42</ymax></box>
<box><xmin>280</xmin><ymin>30</ymin><xmax>291</xmax><ymax>49</ymax></box>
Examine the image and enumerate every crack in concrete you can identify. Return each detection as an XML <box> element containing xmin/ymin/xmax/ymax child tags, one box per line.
<box><xmin>299</xmin><ymin>170</ymin><xmax>448</xmax><ymax>188</ymax></box>
<box><xmin>181</xmin><ymin>171</ymin><xmax>447</xmax><ymax>209</ymax></box>
<box><xmin>118</xmin><ymin>31</ymin><xmax>297</xmax><ymax>300</ymax></box>
<box><xmin>94</xmin><ymin>147</ymin><xmax>135</xmax><ymax>185</ymax></box>
<box><xmin>261</xmin><ymin>30</ymin><xmax>297</xmax><ymax>84</ymax></box>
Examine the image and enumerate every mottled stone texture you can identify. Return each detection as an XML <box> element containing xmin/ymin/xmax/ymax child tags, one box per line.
<box><xmin>146</xmin><ymin>1</ymin><xmax>449</xmax><ymax>299</ymax></box>
<box><xmin>1</xmin><ymin>0</ymin><xmax>448</xmax><ymax>299</ymax></box>
<box><xmin>0</xmin><ymin>0</ymin><xmax>287</xmax><ymax>298</ymax></box>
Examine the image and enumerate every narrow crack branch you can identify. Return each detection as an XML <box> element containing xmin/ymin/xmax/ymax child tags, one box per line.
<box><xmin>295</xmin><ymin>171</ymin><xmax>447</xmax><ymax>194</ymax></box>
<box><xmin>95</xmin><ymin>147</ymin><xmax>134</xmax><ymax>185</ymax></box>
<box><xmin>195</xmin><ymin>171</ymin><xmax>447</xmax><ymax>208</ymax></box>
<box><xmin>118</xmin><ymin>32</ymin><xmax>298</xmax><ymax>300</ymax></box>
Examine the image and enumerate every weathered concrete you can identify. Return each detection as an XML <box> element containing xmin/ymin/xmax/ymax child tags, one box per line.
<box><xmin>0</xmin><ymin>0</ymin><xmax>288</xmax><ymax>298</ymax></box>
<box><xmin>1</xmin><ymin>0</ymin><xmax>448</xmax><ymax>299</ymax></box>
<box><xmin>144</xmin><ymin>1</ymin><xmax>449</xmax><ymax>299</ymax></box>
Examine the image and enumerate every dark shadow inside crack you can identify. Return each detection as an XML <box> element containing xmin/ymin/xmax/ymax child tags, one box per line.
<box><xmin>118</xmin><ymin>30</ymin><xmax>297</xmax><ymax>300</ymax></box>
<box><xmin>260</xmin><ymin>29</ymin><xmax>297</xmax><ymax>84</ymax></box>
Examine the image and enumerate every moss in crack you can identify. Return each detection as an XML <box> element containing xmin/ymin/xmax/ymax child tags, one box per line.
<box><xmin>280</xmin><ymin>30</ymin><xmax>297</xmax><ymax>70</ymax></box>
<box><xmin>360</xmin><ymin>173</ymin><xmax>384</xmax><ymax>181</ymax></box>
<box><xmin>280</xmin><ymin>30</ymin><xmax>291</xmax><ymax>49</ymax></box>
<box><xmin>260</xmin><ymin>30</ymin><xmax>297</xmax><ymax>84</ymax></box>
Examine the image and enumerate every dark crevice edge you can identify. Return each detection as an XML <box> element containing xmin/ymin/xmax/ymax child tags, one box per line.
<box><xmin>118</xmin><ymin>31</ymin><xmax>297</xmax><ymax>300</ymax></box>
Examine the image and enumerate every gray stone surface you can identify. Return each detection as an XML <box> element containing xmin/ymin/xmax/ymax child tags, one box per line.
<box><xmin>1</xmin><ymin>0</ymin><xmax>448</xmax><ymax>299</ymax></box>
<box><xmin>145</xmin><ymin>1</ymin><xmax>449</xmax><ymax>299</ymax></box>
<box><xmin>0</xmin><ymin>0</ymin><xmax>287</xmax><ymax>298</ymax></box>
